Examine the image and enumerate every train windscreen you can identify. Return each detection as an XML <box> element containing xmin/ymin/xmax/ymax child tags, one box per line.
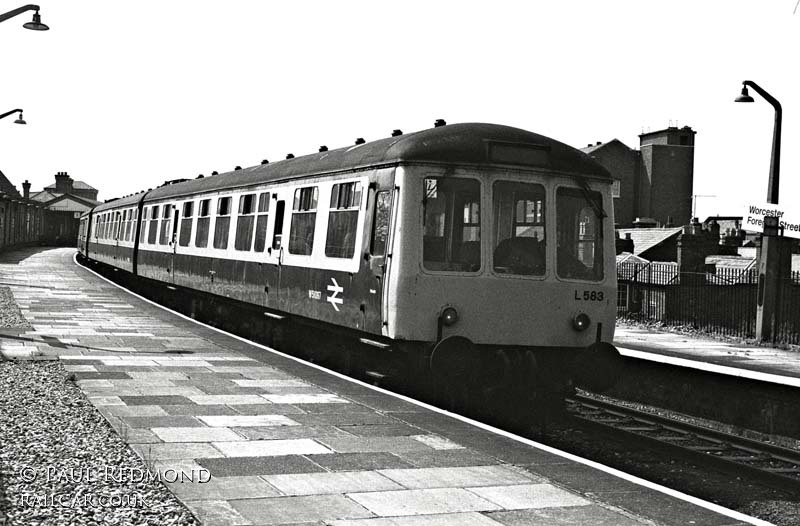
<box><xmin>556</xmin><ymin>187</ymin><xmax>604</xmax><ymax>281</ymax></box>
<box><xmin>492</xmin><ymin>181</ymin><xmax>546</xmax><ymax>276</ymax></box>
<box><xmin>423</xmin><ymin>177</ymin><xmax>481</xmax><ymax>272</ymax></box>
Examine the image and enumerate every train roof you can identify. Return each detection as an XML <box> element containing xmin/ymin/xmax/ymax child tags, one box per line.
<box><xmin>92</xmin><ymin>122</ymin><xmax>610</xmax><ymax>213</ymax></box>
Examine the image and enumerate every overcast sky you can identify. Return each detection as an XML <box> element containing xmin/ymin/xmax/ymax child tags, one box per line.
<box><xmin>0</xmin><ymin>1</ymin><xmax>797</xmax><ymax>221</ymax></box>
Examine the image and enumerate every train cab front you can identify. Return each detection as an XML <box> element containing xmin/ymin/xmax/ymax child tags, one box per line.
<box><xmin>387</xmin><ymin>166</ymin><xmax>624</xmax><ymax>408</ymax></box>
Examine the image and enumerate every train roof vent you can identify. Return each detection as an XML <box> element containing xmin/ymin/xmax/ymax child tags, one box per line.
<box><xmin>197</xmin><ymin>174</ymin><xmax>204</xmax><ymax>179</ymax></box>
<box><xmin>211</xmin><ymin>171</ymin><xmax>218</xmax><ymax>176</ymax></box>
<box><xmin>355</xmin><ymin>137</ymin><xmax>365</xmax><ymax>145</ymax></box>
<box><xmin>234</xmin><ymin>166</ymin><xmax>242</xmax><ymax>170</ymax></box>
<box><xmin>318</xmin><ymin>145</ymin><xmax>328</xmax><ymax>152</ymax></box>
<box><xmin>286</xmin><ymin>153</ymin><xmax>295</xmax><ymax>159</ymax></box>
<box><xmin>391</xmin><ymin>129</ymin><xmax>403</xmax><ymax>137</ymax></box>
<box><xmin>434</xmin><ymin>119</ymin><xmax>446</xmax><ymax>127</ymax></box>
<box><xmin>261</xmin><ymin>159</ymin><xmax>269</xmax><ymax>164</ymax></box>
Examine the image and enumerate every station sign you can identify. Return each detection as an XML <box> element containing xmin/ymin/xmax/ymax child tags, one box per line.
<box><xmin>741</xmin><ymin>201</ymin><xmax>800</xmax><ymax>239</ymax></box>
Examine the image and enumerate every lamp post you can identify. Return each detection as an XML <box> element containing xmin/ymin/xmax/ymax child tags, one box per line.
<box><xmin>0</xmin><ymin>4</ymin><xmax>49</xmax><ymax>30</ymax></box>
<box><xmin>735</xmin><ymin>80</ymin><xmax>790</xmax><ymax>342</ymax></box>
<box><xmin>0</xmin><ymin>108</ymin><xmax>26</xmax><ymax>124</ymax></box>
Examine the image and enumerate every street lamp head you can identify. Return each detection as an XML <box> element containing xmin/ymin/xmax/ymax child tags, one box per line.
<box><xmin>14</xmin><ymin>112</ymin><xmax>26</xmax><ymax>125</ymax></box>
<box><xmin>735</xmin><ymin>85</ymin><xmax>754</xmax><ymax>103</ymax></box>
<box><xmin>23</xmin><ymin>11</ymin><xmax>48</xmax><ymax>31</ymax></box>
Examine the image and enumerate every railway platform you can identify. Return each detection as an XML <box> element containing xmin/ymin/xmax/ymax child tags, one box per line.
<box><xmin>0</xmin><ymin>247</ymin><xmax>764</xmax><ymax>525</ymax></box>
<box><xmin>615</xmin><ymin>326</ymin><xmax>800</xmax><ymax>388</ymax></box>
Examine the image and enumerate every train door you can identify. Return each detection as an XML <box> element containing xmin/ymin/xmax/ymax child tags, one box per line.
<box><xmin>170</xmin><ymin>206</ymin><xmax>180</xmax><ymax>283</ymax></box>
<box><xmin>364</xmin><ymin>171</ymin><xmax>396</xmax><ymax>334</ymax></box>
<box><xmin>267</xmin><ymin>198</ymin><xmax>287</xmax><ymax>310</ymax></box>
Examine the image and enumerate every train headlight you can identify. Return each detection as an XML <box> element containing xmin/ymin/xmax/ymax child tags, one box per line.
<box><xmin>441</xmin><ymin>307</ymin><xmax>459</xmax><ymax>326</ymax></box>
<box><xmin>573</xmin><ymin>313</ymin><xmax>591</xmax><ymax>331</ymax></box>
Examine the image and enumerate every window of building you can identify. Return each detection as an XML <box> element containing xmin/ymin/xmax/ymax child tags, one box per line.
<box><xmin>213</xmin><ymin>196</ymin><xmax>231</xmax><ymax>249</ymax></box>
<box><xmin>195</xmin><ymin>199</ymin><xmax>211</xmax><ymax>248</ymax></box>
<box><xmin>253</xmin><ymin>192</ymin><xmax>270</xmax><ymax>252</ymax></box>
<box><xmin>235</xmin><ymin>193</ymin><xmax>256</xmax><ymax>251</ymax></box>
<box><xmin>325</xmin><ymin>181</ymin><xmax>361</xmax><ymax>258</ymax></box>
<box><xmin>556</xmin><ymin>187</ymin><xmax>604</xmax><ymax>281</ymax></box>
<box><xmin>422</xmin><ymin>177</ymin><xmax>481</xmax><ymax>272</ymax></box>
<box><xmin>492</xmin><ymin>181</ymin><xmax>546</xmax><ymax>276</ymax></box>
<box><xmin>179</xmin><ymin>201</ymin><xmax>193</xmax><ymax>247</ymax></box>
<box><xmin>611</xmin><ymin>179</ymin><xmax>621</xmax><ymax>198</ymax></box>
<box><xmin>159</xmin><ymin>205</ymin><xmax>172</xmax><ymax>245</ymax></box>
<box><xmin>289</xmin><ymin>186</ymin><xmax>318</xmax><ymax>255</ymax></box>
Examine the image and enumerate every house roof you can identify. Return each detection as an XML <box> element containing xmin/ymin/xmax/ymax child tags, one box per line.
<box><xmin>704</xmin><ymin>216</ymin><xmax>742</xmax><ymax>223</ymax></box>
<box><xmin>616</xmin><ymin>252</ymin><xmax>649</xmax><ymax>265</ymax></box>
<box><xmin>44</xmin><ymin>179</ymin><xmax>97</xmax><ymax>191</ymax></box>
<box><xmin>616</xmin><ymin>227</ymin><xmax>683</xmax><ymax>257</ymax></box>
<box><xmin>30</xmin><ymin>190</ymin><xmax>59</xmax><ymax>202</ymax></box>
<box><xmin>32</xmin><ymin>191</ymin><xmax>99</xmax><ymax>207</ymax></box>
<box><xmin>580</xmin><ymin>138</ymin><xmax>631</xmax><ymax>155</ymax></box>
<box><xmin>0</xmin><ymin>170</ymin><xmax>20</xmax><ymax>197</ymax></box>
<box><xmin>706</xmin><ymin>255</ymin><xmax>757</xmax><ymax>271</ymax></box>
<box><xmin>42</xmin><ymin>193</ymin><xmax>99</xmax><ymax>211</ymax></box>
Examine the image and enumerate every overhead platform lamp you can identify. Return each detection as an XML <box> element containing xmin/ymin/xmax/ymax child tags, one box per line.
<box><xmin>735</xmin><ymin>80</ymin><xmax>791</xmax><ymax>342</ymax></box>
<box><xmin>0</xmin><ymin>109</ymin><xmax>26</xmax><ymax>124</ymax></box>
<box><xmin>0</xmin><ymin>4</ymin><xmax>49</xmax><ymax>30</ymax></box>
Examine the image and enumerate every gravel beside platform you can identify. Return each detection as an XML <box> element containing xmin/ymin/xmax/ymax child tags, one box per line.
<box><xmin>0</xmin><ymin>286</ymin><xmax>30</xmax><ymax>330</ymax></box>
<box><xmin>0</xmin><ymin>361</ymin><xmax>199</xmax><ymax>525</ymax></box>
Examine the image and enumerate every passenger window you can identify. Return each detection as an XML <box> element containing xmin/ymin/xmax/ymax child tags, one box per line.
<box><xmin>289</xmin><ymin>186</ymin><xmax>318</xmax><ymax>255</ymax></box>
<box><xmin>122</xmin><ymin>210</ymin><xmax>130</xmax><ymax>241</ymax></box>
<box><xmin>493</xmin><ymin>181</ymin><xmax>546</xmax><ymax>276</ymax></box>
<box><xmin>213</xmin><ymin>197</ymin><xmax>231</xmax><ymax>249</ymax></box>
<box><xmin>131</xmin><ymin>209</ymin><xmax>138</xmax><ymax>242</ymax></box>
<box><xmin>422</xmin><ymin>177</ymin><xmax>481</xmax><ymax>272</ymax></box>
<box><xmin>371</xmin><ymin>191</ymin><xmax>391</xmax><ymax>256</ymax></box>
<box><xmin>179</xmin><ymin>202</ymin><xmax>193</xmax><ymax>247</ymax></box>
<box><xmin>139</xmin><ymin>208</ymin><xmax>149</xmax><ymax>243</ymax></box>
<box><xmin>556</xmin><ymin>187</ymin><xmax>603</xmax><ymax>281</ymax></box>
<box><xmin>159</xmin><ymin>205</ymin><xmax>172</xmax><ymax>245</ymax></box>
<box><xmin>148</xmin><ymin>205</ymin><xmax>159</xmax><ymax>244</ymax></box>
<box><xmin>235</xmin><ymin>194</ymin><xmax>256</xmax><ymax>251</ymax></box>
<box><xmin>254</xmin><ymin>192</ymin><xmax>270</xmax><ymax>252</ymax></box>
<box><xmin>195</xmin><ymin>199</ymin><xmax>211</xmax><ymax>248</ymax></box>
<box><xmin>325</xmin><ymin>182</ymin><xmax>361</xmax><ymax>258</ymax></box>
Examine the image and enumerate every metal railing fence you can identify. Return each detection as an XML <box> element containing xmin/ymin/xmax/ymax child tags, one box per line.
<box><xmin>617</xmin><ymin>262</ymin><xmax>800</xmax><ymax>345</ymax></box>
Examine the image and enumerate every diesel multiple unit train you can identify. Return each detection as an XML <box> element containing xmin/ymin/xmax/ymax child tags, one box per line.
<box><xmin>78</xmin><ymin>122</ymin><xmax>621</xmax><ymax>417</ymax></box>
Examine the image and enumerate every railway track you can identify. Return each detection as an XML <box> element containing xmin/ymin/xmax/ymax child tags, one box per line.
<box><xmin>566</xmin><ymin>393</ymin><xmax>800</xmax><ymax>496</ymax></box>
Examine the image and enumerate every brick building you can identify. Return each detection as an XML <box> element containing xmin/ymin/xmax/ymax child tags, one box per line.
<box><xmin>0</xmin><ymin>170</ymin><xmax>46</xmax><ymax>249</ymax></box>
<box><xmin>29</xmin><ymin>171</ymin><xmax>100</xmax><ymax>245</ymax></box>
<box><xmin>582</xmin><ymin>125</ymin><xmax>696</xmax><ymax>228</ymax></box>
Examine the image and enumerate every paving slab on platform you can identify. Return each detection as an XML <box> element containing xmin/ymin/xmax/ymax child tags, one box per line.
<box><xmin>0</xmin><ymin>248</ymin><xmax>758</xmax><ymax>526</ymax></box>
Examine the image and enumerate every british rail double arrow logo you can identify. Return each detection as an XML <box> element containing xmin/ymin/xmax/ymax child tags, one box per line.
<box><xmin>327</xmin><ymin>278</ymin><xmax>343</xmax><ymax>312</ymax></box>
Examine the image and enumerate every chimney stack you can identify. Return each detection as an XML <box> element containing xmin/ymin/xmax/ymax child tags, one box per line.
<box><xmin>54</xmin><ymin>171</ymin><xmax>74</xmax><ymax>194</ymax></box>
<box><xmin>22</xmin><ymin>180</ymin><xmax>30</xmax><ymax>199</ymax></box>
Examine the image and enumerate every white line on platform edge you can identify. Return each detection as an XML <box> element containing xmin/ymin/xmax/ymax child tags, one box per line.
<box><xmin>73</xmin><ymin>253</ymin><xmax>773</xmax><ymax>526</ymax></box>
<box><xmin>619</xmin><ymin>346</ymin><xmax>800</xmax><ymax>388</ymax></box>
